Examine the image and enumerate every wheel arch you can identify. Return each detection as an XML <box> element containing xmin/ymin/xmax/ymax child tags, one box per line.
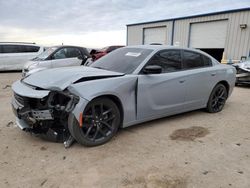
<box><xmin>216</xmin><ymin>80</ymin><xmax>230</xmax><ymax>94</ymax></box>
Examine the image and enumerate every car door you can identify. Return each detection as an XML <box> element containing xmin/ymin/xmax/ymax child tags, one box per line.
<box><xmin>181</xmin><ymin>50</ymin><xmax>217</xmax><ymax>109</ymax></box>
<box><xmin>51</xmin><ymin>47</ymin><xmax>82</xmax><ymax>68</ymax></box>
<box><xmin>137</xmin><ymin>49</ymin><xmax>188</xmax><ymax>120</ymax></box>
<box><xmin>0</xmin><ymin>45</ymin><xmax>24</xmax><ymax>70</ymax></box>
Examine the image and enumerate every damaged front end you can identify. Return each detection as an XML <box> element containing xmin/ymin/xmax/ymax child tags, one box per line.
<box><xmin>12</xmin><ymin>81</ymin><xmax>79</xmax><ymax>147</ymax></box>
<box><xmin>233</xmin><ymin>61</ymin><xmax>250</xmax><ymax>85</ymax></box>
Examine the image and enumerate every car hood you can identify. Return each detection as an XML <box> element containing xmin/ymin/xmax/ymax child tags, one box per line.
<box><xmin>22</xmin><ymin>66</ymin><xmax>124</xmax><ymax>91</ymax></box>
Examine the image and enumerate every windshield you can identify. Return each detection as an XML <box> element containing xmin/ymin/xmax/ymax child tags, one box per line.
<box><xmin>90</xmin><ymin>48</ymin><xmax>153</xmax><ymax>74</ymax></box>
<box><xmin>33</xmin><ymin>47</ymin><xmax>58</xmax><ymax>60</ymax></box>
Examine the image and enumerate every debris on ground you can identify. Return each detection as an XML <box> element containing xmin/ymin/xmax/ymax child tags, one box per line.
<box><xmin>6</xmin><ymin>121</ymin><xmax>14</xmax><ymax>127</ymax></box>
<box><xmin>122</xmin><ymin>174</ymin><xmax>187</xmax><ymax>188</ymax></box>
<box><xmin>170</xmin><ymin>126</ymin><xmax>209</xmax><ymax>141</ymax></box>
<box><xmin>2</xmin><ymin>85</ymin><xmax>11</xmax><ymax>89</ymax></box>
<box><xmin>202</xmin><ymin>171</ymin><xmax>209</xmax><ymax>175</ymax></box>
<box><xmin>40</xmin><ymin>179</ymin><xmax>47</xmax><ymax>187</ymax></box>
<box><xmin>236</xmin><ymin>143</ymin><xmax>241</xmax><ymax>146</ymax></box>
<box><xmin>40</xmin><ymin>146</ymin><xmax>47</xmax><ymax>151</ymax></box>
<box><xmin>63</xmin><ymin>135</ymin><xmax>75</xmax><ymax>148</ymax></box>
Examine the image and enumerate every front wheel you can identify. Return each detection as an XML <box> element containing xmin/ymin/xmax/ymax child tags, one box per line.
<box><xmin>69</xmin><ymin>98</ymin><xmax>121</xmax><ymax>146</ymax></box>
<box><xmin>206</xmin><ymin>83</ymin><xmax>228</xmax><ymax>113</ymax></box>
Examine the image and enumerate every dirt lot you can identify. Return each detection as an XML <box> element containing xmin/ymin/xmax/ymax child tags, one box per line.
<box><xmin>0</xmin><ymin>72</ymin><xmax>250</xmax><ymax>188</ymax></box>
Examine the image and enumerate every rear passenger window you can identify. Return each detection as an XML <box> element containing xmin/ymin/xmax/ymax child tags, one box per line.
<box><xmin>203</xmin><ymin>55</ymin><xmax>212</xmax><ymax>66</ymax></box>
<box><xmin>183</xmin><ymin>50</ymin><xmax>204</xmax><ymax>69</ymax></box>
<box><xmin>0</xmin><ymin>45</ymin><xmax>39</xmax><ymax>53</ymax></box>
<box><xmin>23</xmin><ymin>46</ymin><xmax>40</xmax><ymax>52</ymax></box>
<box><xmin>147</xmin><ymin>50</ymin><xmax>182</xmax><ymax>73</ymax></box>
<box><xmin>65</xmin><ymin>48</ymin><xmax>81</xmax><ymax>58</ymax></box>
<box><xmin>1</xmin><ymin>45</ymin><xmax>20</xmax><ymax>53</ymax></box>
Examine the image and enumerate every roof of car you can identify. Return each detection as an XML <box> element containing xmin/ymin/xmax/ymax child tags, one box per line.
<box><xmin>0</xmin><ymin>42</ymin><xmax>40</xmax><ymax>46</ymax></box>
<box><xmin>52</xmin><ymin>45</ymin><xmax>87</xmax><ymax>49</ymax></box>
<box><xmin>125</xmin><ymin>45</ymin><xmax>199</xmax><ymax>51</ymax></box>
<box><xmin>124</xmin><ymin>45</ymin><xmax>217</xmax><ymax>62</ymax></box>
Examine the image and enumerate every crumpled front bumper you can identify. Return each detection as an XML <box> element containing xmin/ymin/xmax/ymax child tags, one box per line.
<box><xmin>11</xmin><ymin>80</ymin><xmax>51</xmax><ymax>131</ymax></box>
<box><xmin>11</xmin><ymin>80</ymin><xmax>89</xmax><ymax>131</ymax></box>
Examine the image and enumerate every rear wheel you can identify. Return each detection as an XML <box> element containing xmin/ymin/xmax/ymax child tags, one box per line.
<box><xmin>69</xmin><ymin>98</ymin><xmax>120</xmax><ymax>146</ymax></box>
<box><xmin>206</xmin><ymin>83</ymin><xmax>228</xmax><ymax>113</ymax></box>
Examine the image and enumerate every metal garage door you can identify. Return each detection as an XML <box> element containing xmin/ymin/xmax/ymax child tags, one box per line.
<box><xmin>143</xmin><ymin>26</ymin><xmax>167</xmax><ymax>45</ymax></box>
<box><xmin>189</xmin><ymin>20</ymin><xmax>228</xmax><ymax>48</ymax></box>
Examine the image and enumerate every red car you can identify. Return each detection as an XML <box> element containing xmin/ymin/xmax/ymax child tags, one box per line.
<box><xmin>90</xmin><ymin>45</ymin><xmax>124</xmax><ymax>61</ymax></box>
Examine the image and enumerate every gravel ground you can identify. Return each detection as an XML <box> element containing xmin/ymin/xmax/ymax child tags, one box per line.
<box><xmin>0</xmin><ymin>72</ymin><xmax>250</xmax><ymax>188</ymax></box>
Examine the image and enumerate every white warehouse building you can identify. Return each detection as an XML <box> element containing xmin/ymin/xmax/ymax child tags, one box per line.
<box><xmin>126</xmin><ymin>8</ymin><xmax>250</xmax><ymax>63</ymax></box>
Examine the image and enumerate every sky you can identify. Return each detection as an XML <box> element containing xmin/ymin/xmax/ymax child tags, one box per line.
<box><xmin>0</xmin><ymin>0</ymin><xmax>249</xmax><ymax>48</ymax></box>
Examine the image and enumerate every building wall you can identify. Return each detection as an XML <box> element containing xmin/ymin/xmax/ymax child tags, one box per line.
<box><xmin>127</xmin><ymin>21</ymin><xmax>173</xmax><ymax>46</ymax></box>
<box><xmin>127</xmin><ymin>9</ymin><xmax>250</xmax><ymax>61</ymax></box>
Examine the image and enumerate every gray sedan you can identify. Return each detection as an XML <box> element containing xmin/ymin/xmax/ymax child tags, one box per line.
<box><xmin>11</xmin><ymin>45</ymin><xmax>236</xmax><ymax>147</ymax></box>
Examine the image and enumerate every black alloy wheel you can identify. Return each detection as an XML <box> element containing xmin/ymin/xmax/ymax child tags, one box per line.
<box><xmin>69</xmin><ymin>98</ymin><xmax>121</xmax><ymax>146</ymax></box>
<box><xmin>207</xmin><ymin>83</ymin><xmax>228</xmax><ymax>113</ymax></box>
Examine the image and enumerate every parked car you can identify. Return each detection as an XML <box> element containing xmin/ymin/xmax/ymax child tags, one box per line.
<box><xmin>0</xmin><ymin>42</ymin><xmax>45</xmax><ymax>71</ymax></box>
<box><xmin>232</xmin><ymin>59</ymin><xmax>250</xmax><ymax>85</ymax></box>
<box><xmin>90</xmin><ymin>45</ymin><xmax>124</xmax><ymax>61</ymax></box>
<box><xmin>22</xmin><ymin>45</ymin><xmax>91</xmax><ymax>77</ymax></box>
<box><xmin>11</xmin><ymin>45</ymin><xmax>236</xmax><ymax>147</ymax></box>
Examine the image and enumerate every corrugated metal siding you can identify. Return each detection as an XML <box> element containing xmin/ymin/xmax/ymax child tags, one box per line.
<box><xmin>127</xmin><ymin>21</ymin><xmax>173</xmax><ymax>46</ymax></box>
<box><xmin>127</xmin><ymin>10</ymin><xmax>250</xmax><ymax>61</ymax></box>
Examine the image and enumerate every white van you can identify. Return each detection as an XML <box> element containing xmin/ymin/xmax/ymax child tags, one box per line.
<box><xmin>0</xmin><ymin>42</ymin><xmax>44</xmax><ymax>71</ymax></box>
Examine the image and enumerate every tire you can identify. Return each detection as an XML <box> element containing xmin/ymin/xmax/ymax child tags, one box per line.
<box><xmin>206</xmin><ymin>83</ymin><xmax>228</xmax><ymax>113</ymax></box>
<box><xmin>68</xmin><ymin>97</ymin><xmax>121</xmax><ymax>146</ymax></box>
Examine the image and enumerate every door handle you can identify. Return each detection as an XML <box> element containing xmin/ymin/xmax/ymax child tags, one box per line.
<box><xmin>211</xmin><ymin>73</ymin><xmax>216</xmax><ymax>76</ymax></box>
<box><xmin>179</xmin><ymin>80</ymin><xmax>185</xmax><ymax>83</ymax></box>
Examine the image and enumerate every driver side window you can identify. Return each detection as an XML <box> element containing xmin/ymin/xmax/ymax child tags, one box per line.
<box><xmin>147</xmin><ymin>50</ymin><xmax>182</xmax><ymax>73</ymax></box>
<box><xmin>52</xmin><ymin>48</ymin><xmax>82</xmax><ymax>60</ymax></box>
<box><xmin>52</xmin><ymin>48</ymin><xmax>67</xmax><ymax>59</ymax></box>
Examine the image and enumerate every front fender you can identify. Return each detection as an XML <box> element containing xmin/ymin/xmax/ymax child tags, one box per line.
<box><xmin>67</xmin><ymin>75</ymin><xmax>138</xmax><ymax>126</ymax></box>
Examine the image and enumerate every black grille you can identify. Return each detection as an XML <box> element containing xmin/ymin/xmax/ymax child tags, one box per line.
<box><xmin>14</xmin><ymin>93</ymin><xmax>26</xmax><ymax>105</ymax></box>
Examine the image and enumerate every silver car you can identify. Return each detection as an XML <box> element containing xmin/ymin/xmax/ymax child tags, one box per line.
<box><xmin>22</xmin><ymin>45</ymin><xmax>90</xmax><ymax>77</ymax></box>
<box><xmin>11</xmin><ymin>45</ymin><xmax>236</xmax><ymax>147</ymax></box>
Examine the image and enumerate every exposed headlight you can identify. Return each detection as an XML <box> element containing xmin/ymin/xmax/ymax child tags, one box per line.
<box><xmin>28</xmin><ymin>62</ymin><xmax>39</xmax><ymax>70</ymax></box>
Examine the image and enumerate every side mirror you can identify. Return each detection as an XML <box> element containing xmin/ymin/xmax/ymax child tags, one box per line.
<box><xmin>143</xmin><ymin>65</ymin><xmax>162</xmax><ymax>74</ymax></box>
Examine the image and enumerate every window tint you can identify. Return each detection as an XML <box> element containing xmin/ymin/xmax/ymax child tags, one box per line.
<box><xmin>0</xmin><ymin>45</ymin><xmax>20</xmax><ymax>53</ymax></box>
<box><xmin>52</xmin><ymin>48</ymin><xmax>67</xmax><ymax>59</ymax></box>
<box><xmin>183</xmin><ymin>50</ymin><xmax>204</xmax><ymax>69</ymax></box>
<box><xmin>203</xmin><ymin>55</ymin><xmax>212</xmax><ymax>66</ymax></box>
<box><xmin>52</xmin><ymin>48</ymin><xmax>83</xmax><ymax>59</ymax></box>
<box><xmin>147</xmin><ymin>50</ymin><xmax>182</xmax><ymax>73</ymax></box>
<box><xmin>0</xmin><ymin>45</ymin><xmax>39</xmax><ymax>53</ymax></box>
<box><xmin>65</xmin><ymin>48</ymin><xmax>81</xmax><ymax>58</ymax></box>
<box><xmin>90</xmin><ymin>48</ymin><xmax>153</xmax><ymax>74</ymax></box>
<box><xmin>23</xmin><ymin>46</ymin><xmax>40</xmax><ymax>52</ymax></box>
